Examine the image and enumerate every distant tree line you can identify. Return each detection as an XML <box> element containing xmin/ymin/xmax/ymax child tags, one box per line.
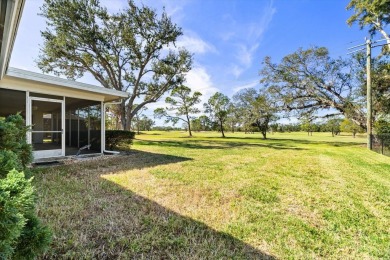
<box><xmin>150</xmin><ymin>109</ymin><xmax>366</xmax><ymax>138</ymax></box>
<box><xmin>151</xmin><ymin>82</ymin><xmax>373</xmax><ymax>139</ymax></box>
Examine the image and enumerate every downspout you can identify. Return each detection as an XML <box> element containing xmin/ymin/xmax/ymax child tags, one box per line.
<box><xmin>103</xmin><ymin>100</ymin><xmax>123</xmax><ymax>154</ymax></box>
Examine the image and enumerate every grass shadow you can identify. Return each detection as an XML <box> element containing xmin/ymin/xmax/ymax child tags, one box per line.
<box><xmin>199</xmin><ymin>134</ymin><xmax>364</xmax><ymax>146</ymax></box>
<box><xmin>267</xmin><ymin>138</ymin><xmax>364</xmax><ymax>147</ymax></box>
<box><xmin>136</xmin><ymin>132</ymin><xmax>161</xmax><ymax>135</ymax></box>
<box><xmin>136</xmin><ymin>138</ymin><xmax>306</xmax><ymax>151</ymax></box>
<box><xmin>34</xmin><ymin>151</ymin><xmax>274</xmax><ymax>259</ymax></box>
<box><xmin>192</xmin><ymin>135</ymin><xmax>364</xmax><ymax>148</ymax></box>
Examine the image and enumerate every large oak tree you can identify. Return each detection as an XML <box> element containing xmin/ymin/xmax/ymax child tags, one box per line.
<box><xmin>260</xmin><ymin>47</ymin><xmax>367</xmax><ymax>130</ymax></box>
<box><xmin>233</xmin><ymin>88</ymin><xmax>278</xmax><ymax>139</ymax></box>
<box><xmin>38</xmin><ymin>0</ymin><xmax>192</xmax><ymax>130</ymax></box>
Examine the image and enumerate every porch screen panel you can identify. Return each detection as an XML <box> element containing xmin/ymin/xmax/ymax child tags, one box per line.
<box><xmin>0</xmin><ymin>88</ymin><xmax>26</xmax><ymax>119</ymax></box>
<box><xmin>89</xmin><ymin>104</ymin><xmax>102</xmax><ymax>152</ymax></box>
<box><xmin>31</xmin><ymin>100</ymin><xmax>62</xmax><ymax>151</ymax></box>
<box><xmin>65</xmin><ymin>98</ymin><xmax>101</xmax><ymax>155</ymax></box>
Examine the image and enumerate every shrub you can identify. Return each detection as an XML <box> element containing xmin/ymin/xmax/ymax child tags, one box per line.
<box><xmin>13</xmin><ymin>211</ymin><xmax>52</xmax><ymax>259</ymax></box>
<box><xmin>0</xmin><ymin>150</ymin><xmax>22</xmax><ymax>178</ymax></box>
<box><xmin>105</xmin><ymin>130</ymin><xmax>135</xmax><ymax>150</ymax></box>
<box><xmin>0</xmin><ymin>169</ymin><xmax>31</xmax><ymax>258</ymax></box>
<box><xmin>0</xmin><ymin>114</ymin><xmax>32</xmax><ymax>167</ymax></box>
<box><xmin>0</xmin><ymin>115</ymin><xmax>51</xmax><ymax>258</ymax></box>
<box><xmin>0</xmin><ymin>170</ymin><xmax>51</xmax><ymax>259</ymax></box>
<box><xmin>374</xmin><ymin>119</ymin><xmax>390</xmax><ymax>135</ymax></box>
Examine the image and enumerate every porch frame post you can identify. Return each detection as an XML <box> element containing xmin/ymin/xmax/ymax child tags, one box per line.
<box><xmin>101</xmin><ymin>101</ymin><xmax>105</xmax><ymax>153</ymax></box>
<box><xmin>62</xmin><ymin>97</ymin><xmax>65</xmax><ymax>156</ymax></box>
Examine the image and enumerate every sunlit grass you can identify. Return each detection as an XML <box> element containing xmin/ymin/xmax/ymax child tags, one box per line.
<box><xmin>34</xmin><ymin>131</ymin><xmax>389</xmax><ymax>259</ymax></box>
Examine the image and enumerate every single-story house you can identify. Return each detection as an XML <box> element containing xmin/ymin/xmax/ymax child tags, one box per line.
<box><xmin>0</xmin><ymin>0</ymin><xmax>129</xmax><ymax>160</ymax></box>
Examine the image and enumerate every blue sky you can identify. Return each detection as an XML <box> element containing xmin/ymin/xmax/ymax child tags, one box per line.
<box><xmin>10</xmin><ymin>0</ymin><xmax>372</xmax><ymax>123</ymax></box>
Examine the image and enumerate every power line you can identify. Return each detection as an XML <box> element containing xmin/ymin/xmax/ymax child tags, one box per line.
<box><xmin>347</xmin><ymin>38</ymin><xmax>389</xmax><ymax>150</ymax></box>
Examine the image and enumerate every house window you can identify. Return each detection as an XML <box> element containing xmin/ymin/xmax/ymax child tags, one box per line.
<box><xmin>0</xmin><ymin>88</ymin><xmax>26</xmax><ymax>119</ymax></box>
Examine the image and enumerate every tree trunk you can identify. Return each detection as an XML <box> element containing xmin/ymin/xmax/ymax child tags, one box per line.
<box><xmin>120</xmin><ymin>101</ymin><xmax>127</xmax><ymax>130</ymax></box>
<box><xmin>256</xmin><ymin>122</ymin><xmax>267</xmax><ymax>140</ymax></box>
<box><xmin>188</xmin><ymin>123</ymin><xmax>192</xmax><ymax>136</ymax></box>
<box><xmin>125</xmin><ymin>111</ymin><xmax>133</xmax><ymax>131</ymax></box>
<box><xmin>127</xmin><ymin>113</ymin><xmax>135</xmax><ymax>131</ymax></box>
<box><xmin>373</xmin><ymin>21</ymin><xmax>390</xmax><ymax>51</ymax></box>
<box><xmin>220</xmin><ymin>120</ymin><xmax>225</xmax><ymax>138</ymax></box>
<box><xmin>115</xmin><ymin>115</ymin><xmax>120</xmax><ymax>130</ymax></box>
<box><xmin>186</xmin><ymin>114</ymin><xmax>192</xmax><ymax>137</ymax></box>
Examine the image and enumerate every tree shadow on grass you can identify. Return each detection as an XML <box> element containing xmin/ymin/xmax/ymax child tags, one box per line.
<box><xmin>35</xmin><ymin>151</ymin><xmax>275</xmax><ymax>259</ymax></box>
<box><xmin>265</xmin><ymin>138</ymin><xmax>364</xmax><ymax>147</ymax></box>
<box><xmin>136</xmin><ymin>138</ymin><xmax>306</xmax><ymax>151</ymax></box>
<box><xmin>189</xmin><ymin>135</ymin><xmax>363</xmax><ymax>148</ymax></box>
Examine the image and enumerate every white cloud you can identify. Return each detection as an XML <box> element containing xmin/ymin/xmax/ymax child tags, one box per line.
<box><xmin>139</xmin><ymin>0</ymin><xmax>192</xmax><ymax>24</ymax></box>
<box><xmin>236</xmin><ymin>43</ymin><xmax>260</xmax><ymax>68</ymax></box>
<box><xmin>160</xmin><ymin>0</ymin><xmax>190</xmax><ymax>15</ymax></box>
<box><xmin>220</xmin><ymin>31</ymin><xmax>236</xmax><ymax>42</ymax></box>
<box><xmin>176</xmin><ymin>34</ymin><xmax>217</xmax><ymax>54</ymax></box>
<box><xmin>102</xmin><ymin>0</ymin><xmax>128</xmax><ymax>12</ymax></box>
<box><xmin>185</xmin><ymin>66</ymin><xmax>219</xmax><ymax>105</ymax></box>
<box><xmin>232</xmin><ymin>80</ymin><xmax>259</xmax><ymax>94</ymax></box>
<box><xmin>143</xmin><ymin>100</ymin><xmax>166</xmax><ymax>111</ymax></box>
<box><xmin>230</xmin><ymin>65</ymin><xmax>244</xmax><ymax>78</ymax></box>
<box><xmin>162</xmin><ymin>2</ymin><xmax>183</xmax><ymax>18</ymax></box>
<box><xmin>226</xmin><ymin>0</ymin><xmax>276</xmax><ymax>78</ymax></box>
<box><xmin>142</xmin><ymin>65</ymin><xmax>218</xmax><ymax>121</ymax></box>
<box><xmin>247</xmin><ymin>2</ymin><xmax>276</xmax><ymax>41</ymax></box>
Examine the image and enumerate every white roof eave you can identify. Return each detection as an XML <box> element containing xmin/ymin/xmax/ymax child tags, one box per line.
<box><xmin>0</xmin><ymin>0</ymin><xmax>25</xmax><ymax>79</ymax></box>
<box><xmin>6</xmin><ymin>67</ymin><xmax>129</xmax><ymax>100</ymax></box>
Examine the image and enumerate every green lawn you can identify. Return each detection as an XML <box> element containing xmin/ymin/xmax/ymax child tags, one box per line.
<box><xmin>34</xmin><ymin>131</ymin><xmax>390</xmax><ymax>259</ymax></box>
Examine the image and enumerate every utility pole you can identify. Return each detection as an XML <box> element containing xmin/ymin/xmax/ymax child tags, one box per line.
<box><xmin>348</xmin><ymin>38</ymin><xmax>388</xmax><ymax>150</ymax></box>
<box><xmin>366</xmin><ymin>38</ymin><xmax>372</xmax><ymax>150</ymax></box>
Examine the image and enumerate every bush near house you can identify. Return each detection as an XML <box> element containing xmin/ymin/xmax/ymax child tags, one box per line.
<box><xmin>105</xmin><ymin>130</ymin><xmax>135</xmax><ymax>151</ymax></box>
<box><xmin>0</xmin><ymin>114</ymin><xmax>32</xmax><ymax>176</ymax></box>
<box><xmin>0</xmin><ymin>114</ymin><xmax>51</xmax><ymax>259</ymax></box>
